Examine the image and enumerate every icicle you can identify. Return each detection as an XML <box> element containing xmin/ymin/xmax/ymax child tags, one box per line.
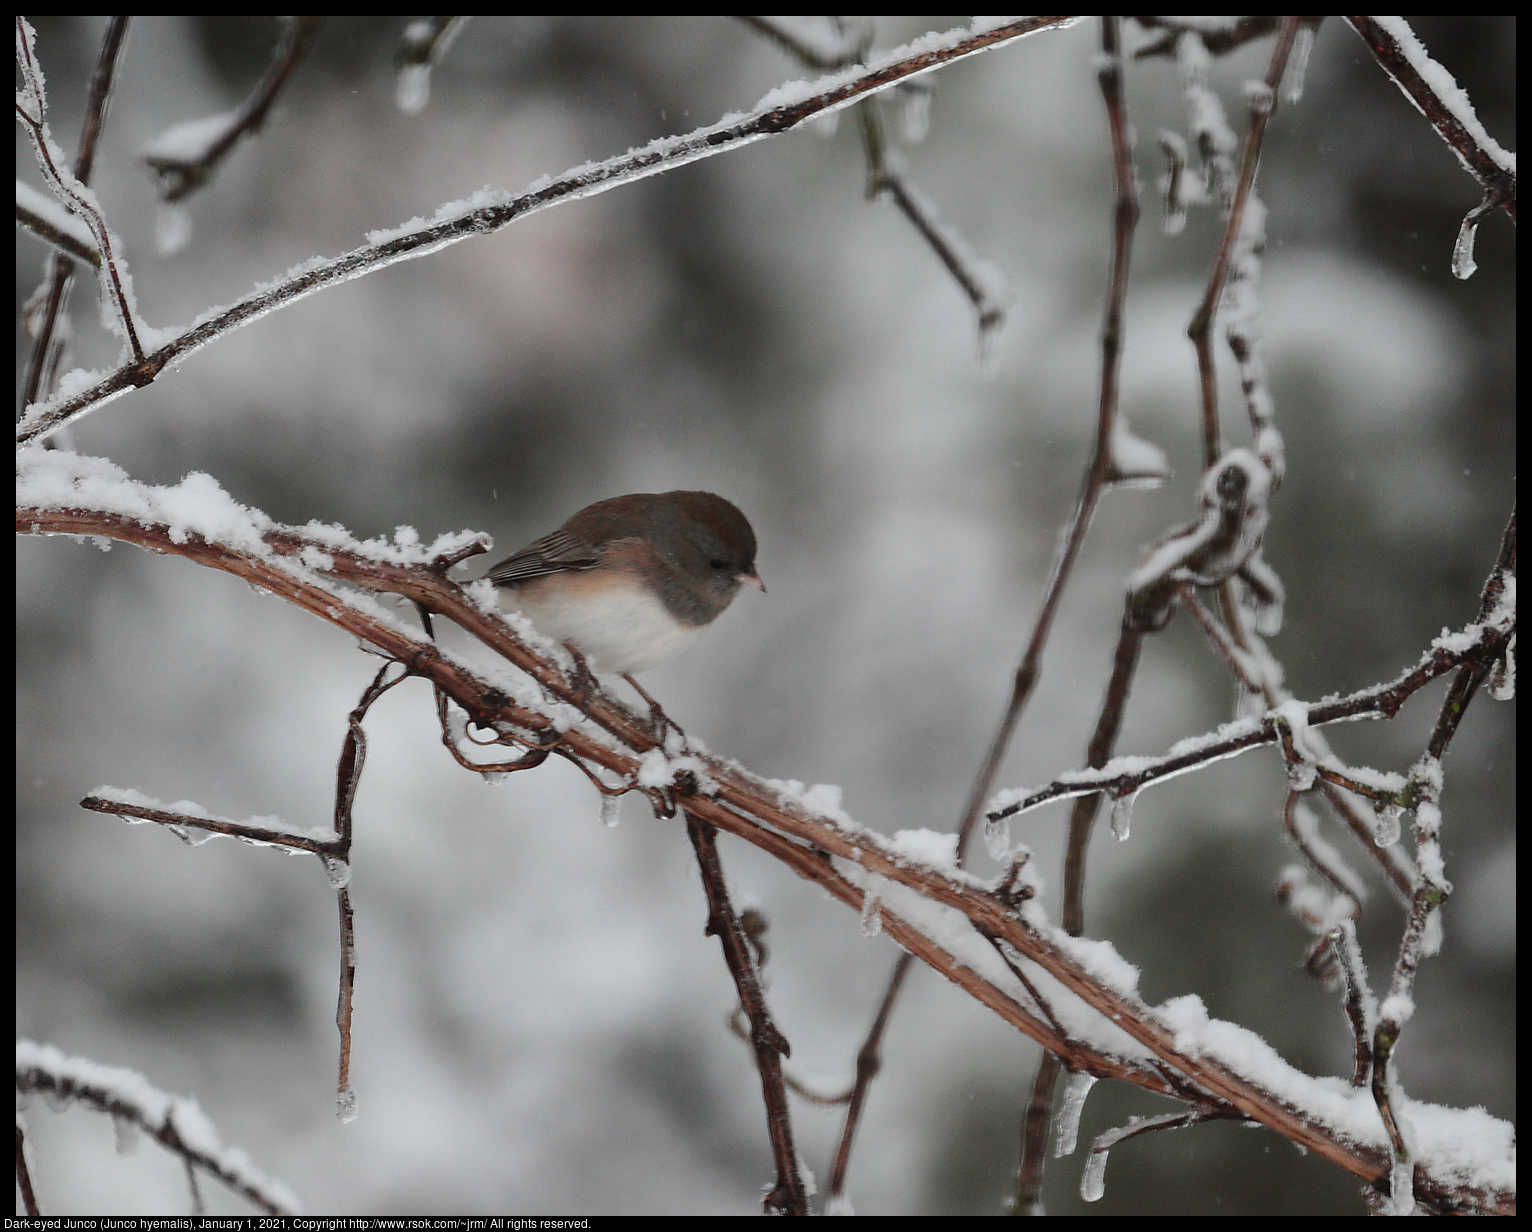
<box><xmin>1390</xmin><ymin>1157</ymin><xmax>1415</xmax><ymax>1215</ymax></box>
<box><xmin>1489</xmin><ymin>633</ymin><xmax>1514</xmax><ymax>700</ymax></box>
<box><xmin>1079</xmin><ymin>1140</ymin><xmax>1109</xmax><ymax>1203</ymax></box>
<box><xmin>1052</xmin><ymin>1072</ymin><xmax>1098</xmax><ymax>1158</ymax></box>
<box><xmin>809</xmin><ymin>111</ymin><xmax>840</xmax><ymax>139</ymax></box>
<box><xmin>1285</xmin><ymin>759</ymin><xmax>1316</xmax><ymax>792</ymax></box>
<box><xmin>1372</xmin><ymin>802</ymin><xmax>1403</xmax><ymax>848</ymax></box>
<box><xmin>322</xmin><ymin>856</ymin><xmax>352</xmax><ymax>890</ymax></box>
<box><xmin>1109</xmin><ymin>792</ymin><xmax>1137</xmax><ymax>841</ymax></box>
<box><xmin>111</xmin><ymin>1111</ymin><xmax>140</xmax><ymax>1156</ymax></box>
<box><xmin>896</xmin><ymin>79</ymin><xmax>932</xmax><ymax>144</ymax></box>
<box><xmin>1158</xmin><ymin>131</ymin><xmax>1189</xmax><ymax>235</ymax></box>
<box><xmin>983</xmin><ymin>814</ymin><xmax>1011</xmax><ymax>863</ymax></box>
<box><xmin>859</xmin><ymin>888</ymin><xmax>883</xmax><ymax>937</ymax></box>
<box><xmin>599</xmin><ymin>793</ymin><xmax>621</xmax><ymax>828</ymax></box>
<box><xmin>1281</xmin><ymin>23</ymin><xmax>1315</xmax><ymax>105</ymax></box>
<box><xmin>1451</xmin><ymin>211</ymin><xmax>1479</xmax><ymax>281</ymax></box>
<box><xmin>155</xmin><ymin>202</ymin><xmax>192</xmax><ymax>256</ymax></box>
<box><xmin>395</xmin><ymin>63</ymin><xmax>431</xmax><ymax>116</ymax></box>
<box><xmin>336</xmin><ymin>1087</ymin><xmax>359</xmax><ymax>1123</ymax></box>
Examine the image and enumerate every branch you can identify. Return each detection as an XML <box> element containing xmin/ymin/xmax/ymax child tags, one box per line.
<box><xmin>1345</xmin><ymin>17</ymin><xmax>1516</xmax><ymax>224</ymax></box>
<box><xmin>16</xmin><ymin>1040</ymin><xmax>300</xmax><ymax>1215</ymax></box>
<box><xmin>17</xmin><ymin>15</ymin><xmax>130</xmax><ymax>418</ymax></box>
<box><xmin>17</xmin><ymin>16</ymin><xmax>1079</xmax><ymax>445</ymax></box>
<box><xmin>685</xmin><ymin>813</ymin><xmax>806</xmax><ymax>1215</ymax></box>
<box><xmin>987</xmin><ymin>592</ymin><xmax>1515</xmax><ymax>826</ymax></box>
<box><xmin>143</xmin><ymin>17</ymin><xmax>325</xmax><ymax>203</ymax></box>
<box><xmin>16</xmin><ymin>16</ymin><xmax>144</xmax><ymax>364</ymax></box>
<box><xmin>16</xmin><ymin>469</ymin><xmax>1513</xmax><ymax>1214</ymax></box>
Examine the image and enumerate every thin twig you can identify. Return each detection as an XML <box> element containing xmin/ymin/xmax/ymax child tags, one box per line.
<box><xmin>16</xmin><ymin>16</ymin><xmax>144</xmax><ymax>364</ymax></box>
<box><xmin>684</xmin><ymin>812</ymin><xmax>806</xmax><ymax>1216</ymax></box>
<box><xmin>1325</xmin><ymin>921</ymin><xmax>1376</xmax><ymax>1088</ymax></box>
<box><xmin>19</xmin><ymin>15</ymin><xmax>130</xmax><ymax>417</ymax></box>
<box><xmin>16</xmin><ymin>1052</ymin><xmax>297</xmax><ymax>1214</ymax></box>
<box><xmin>826</xmin><ymin>949</ymin><xmax>913</xmax><ymax>1201</ymax></box>
<box><xmin>15</xmin><ymin>1123</ymin><xmax>40</xmax><ymax>1216</ymax></box>
<box><xmin>987</xmin><ymin>598</ymin><xmax>1514</xmax><ymax>824</ymax></box>
<box><xmin>144</xmin><ymin>17</ymin><xmax>324</xmax><ymax>203</ymax></box>
<box><xmin>1186</xmin><ymin>16</ymin><xmax>1300</xmax><ymax>469</ymax></box>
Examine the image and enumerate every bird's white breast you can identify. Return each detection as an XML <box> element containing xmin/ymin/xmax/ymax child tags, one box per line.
<box><xmin>501</xmin><ymin>573</ymin><xmax>706</xmax><ymax>675</ymax></box>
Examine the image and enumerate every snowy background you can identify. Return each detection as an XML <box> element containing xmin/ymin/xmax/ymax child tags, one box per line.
<box><xmin>16</xmin><ymin>16</ymin><xmax>1515</xmax><ymax>1216</ymax></box>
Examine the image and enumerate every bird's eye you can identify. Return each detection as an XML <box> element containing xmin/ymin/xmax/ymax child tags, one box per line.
<box><xmin>709</xmin><ymin>559</ymin><xmax>729</xmax><ymax>570</ymax></box>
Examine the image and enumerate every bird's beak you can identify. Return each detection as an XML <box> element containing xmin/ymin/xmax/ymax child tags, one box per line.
<box><xmin>738</xmin><ymin>570</ymin><xmax>766</xmax><ymax>593</ymax></box>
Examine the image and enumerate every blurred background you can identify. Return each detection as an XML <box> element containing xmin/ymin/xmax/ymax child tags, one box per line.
<box><xmin>17</xmin><ymin>16</ymin><xmax>1515</xmax><ymax>1216</ymax></box>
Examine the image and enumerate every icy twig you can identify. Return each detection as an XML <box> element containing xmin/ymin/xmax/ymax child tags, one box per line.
<box><xmin>744</xmin><ymin>16</ymin><xmax>1012</xmax><ymax>360</ymax></box>
<box><xmin>1345</xmin><ymin>17</ymin><xmax>1516</xmax><ymax>234</ymax></box>
<box><xmin>143</xmin><ymin>17</ymin><xmax>323</xmax><ymax>203</ymax></box>
<box><xmin>988</xmin><ymin>572</ymin><xmax>1514</xmax><ymax>827</ymax></box>
<box><xmin>19</xmin><ymin>16</ymin><xmax>1074</xmax><ymax>445</ymax></box>
<box><xmin>1079</xmin><ymin>1107</ymin><xmax>1237</xmax><ymax>1202</ymax></box>
<box><xmin>16</xmin><ymin>16</ymin><xmax>144</xmax><ymax>368</ymax></box>
<box><xmin>16</xmin><ymin>1040</ymin><xmax>300</xmax><ymax>1214</ymax></box>
<box><xmin>1325</xmin><ymin>920</ymin><xmax>1377</xmax><ymax>1088</ymax></box>
<box><xmin>686</xmin><ymin>812</ymin><xmax>807</xmax><ymax>1215</ymax></box>
<box><xmin>1186</xmin><ymin>17</ymin><xmax>1299</xmax><ymax>468</ymax></box>
<box><xmin>16</xmin><ymin>184</ymin><xmax>101</xmax><ymax>268</ymax></box>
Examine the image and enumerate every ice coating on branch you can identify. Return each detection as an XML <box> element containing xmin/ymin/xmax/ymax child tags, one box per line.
<box><xmin>16</xmin><ymin>178</ymin><xmax>97</xmax><ymax>256</ymax></box>
<box><xmin>983</xmin><ymin>813</ymin><xmax>1011</xmax><ymax>863</ymax></box>
<box><xmin>1372</xmin><ymin>801</ymin><xmax>1404</xmax><ymax>848</ymax></box>
<box><xmin>1124</xmin><ymin>448</ymin><xmax>1281</xmax><ymax>634</ymax></box>
<box><xmin>1281</xmin><ymin>22</ymin><xmax>1316</xmax><ymax>104</ymax></box>
<box><xmin>336</xmin><ymin>1087</ymin><xmax>359</xmax><ymax>1123</ymax></box>
<box><xmin>15</xmin><ymin>1039</ymin><xmax>301</xmax><ymax>1213</ymax></box>
<box><xmin>1390</xmin><ymin>1156</ymin><xmax>1416</xmax><ymax>1215</ymax></box>
<box><xmin>859</xmin><ymin>884</ymin><xmax>883</xmax><ymax>937</ymax></box>
<box><xmin>1366</xmin><ymin>18</ymin><xmax>1517</xmax><ymax>179</ymax></box>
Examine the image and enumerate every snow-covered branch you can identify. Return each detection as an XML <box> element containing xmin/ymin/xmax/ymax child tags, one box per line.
<box><xmin>17</xmin><ymin>15</ymin><xmax>1076</xmax><ymax>445</ymax></box>
<box><xmin>15</xmin><ymin>446</ymin><xmax>1515</xmax><ymax>1214</ymax></box>
<box><xmin>16</xmin><ymin>1039</ymin><xmax>301</xmax><ymax>1215</ymax></box>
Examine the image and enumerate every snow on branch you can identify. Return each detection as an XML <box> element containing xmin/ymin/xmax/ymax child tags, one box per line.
<box><xmin>16</xmin><ymin>1039</ymin><xmax>301</xmax><ymax>1215</ymax></box>
<box><xmin>17</xmin><ymin>15</ymin><xmax>1077</xmax><ymax>445</ymax></box>
<box><xmin>1345</xmin><ymin>16</ymin><xmax>1517</xmax><ymax>279</ymax></box>
<box><xmin>14</xmin><ymin>443</ymin><xmax>1516</xmax><ymax>1214</ymax></box>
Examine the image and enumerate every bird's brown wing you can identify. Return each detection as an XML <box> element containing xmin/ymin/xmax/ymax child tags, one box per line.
<box><xmin>484</xmin><ymin>528</ymin><xmax>601</xmax><ymax>584</ymax></box>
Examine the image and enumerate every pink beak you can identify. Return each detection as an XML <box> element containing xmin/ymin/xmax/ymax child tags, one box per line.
<box><xmin>738</xmin><ymin>570</ymin><xmax>766</xmax><ymax>593</ymax></box>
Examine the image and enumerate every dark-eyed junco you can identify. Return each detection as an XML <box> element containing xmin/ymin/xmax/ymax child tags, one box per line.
<box><xmin>485</xmin><ymin>491</ymin><xmax>763</xmax><ymax>676</ymax></box>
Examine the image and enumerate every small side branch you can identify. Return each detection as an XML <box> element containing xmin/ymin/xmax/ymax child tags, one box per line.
<box><xmin>1345</xmin><ymin>17</ymin><xmax>1516</xmax><ymax>225</ymax></box>
<box><xmin>144</xmin><ymin>17</ymin><xmax>324</xmax><ymax>203</ymax></box>
<box><xmin>16</xmin><ymin>16</ymin><xmax>145</xmax><ymax>365</ymax></box>
<box><xmin>17</xmin><ymin>1041</ymin><xmax>300</xmax><ymax>1214</ymax></box>
<box><xmin>684</xmin><ymin>812</ymin><xmax>806</xmax><ymax>1216</ymax></box>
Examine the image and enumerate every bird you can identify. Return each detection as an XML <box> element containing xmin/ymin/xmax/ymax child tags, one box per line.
<box><xmin>483</xmin><ymin>491</ymin><xmax>763</xmax><ymax>691</ymax></box>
